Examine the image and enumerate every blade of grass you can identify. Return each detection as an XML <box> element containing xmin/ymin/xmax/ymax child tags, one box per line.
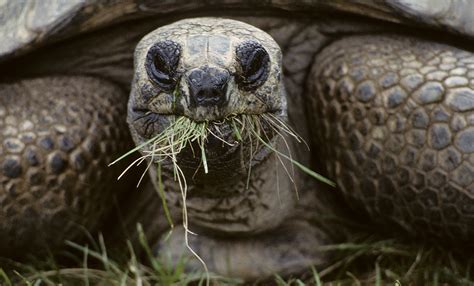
<box><xmin>82</xmin><ymin>245</ymin><xmax>90</xmax><ymax>286</ymax></box>
<box><xmin>312</xmin><ymin>266</ymin><xmax>323</xmax><ymax>286</ymax></box>
<box><xmin>156</xmin><ymin>163</ymin><xmax>174</xmax><ymax>228</ymax></box>
<box><xmin>249</xmin><ymin>128</ymin><xmax>335</xmax><ymax>187</ymax></box>
<box><xmin>0</xmin><ymin>268</ymin><xmax>12</xmax><ymax>286</ymax></box>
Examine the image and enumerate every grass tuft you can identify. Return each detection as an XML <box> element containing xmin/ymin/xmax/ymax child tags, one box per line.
<box><xmin>2</xmin><ymin>223</ymin><xmax>474</xmax><ymax>285</ymax></box>
<box><xmin>110</xmin><ymin>113</ymin><xmax>334</xmax><ymax>188</ymax></box>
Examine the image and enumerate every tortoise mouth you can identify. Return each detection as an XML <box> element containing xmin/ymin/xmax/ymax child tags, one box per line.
<box><xmin>144</xmin><ymin>111</ymin><xmax>281</xmax><ymax>184</ymax></box>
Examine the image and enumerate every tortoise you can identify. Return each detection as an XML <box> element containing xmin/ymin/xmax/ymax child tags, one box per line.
<box><xmin>1</xmin><ymin>0</ymin><xmax>474</xmax><ymax>280</ymax></box>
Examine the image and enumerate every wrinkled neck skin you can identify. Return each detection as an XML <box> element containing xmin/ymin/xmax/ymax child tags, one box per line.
<box><xmin>148</xmin><ymin>126</ymin><xmax>299</xmax><ymax>236</ymax></box>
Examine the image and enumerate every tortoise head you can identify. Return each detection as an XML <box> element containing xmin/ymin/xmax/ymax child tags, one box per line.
<box><xmin>128</xmin><ymin>18</ymin><xmax>286</xmax><ymax>182</ymax></box>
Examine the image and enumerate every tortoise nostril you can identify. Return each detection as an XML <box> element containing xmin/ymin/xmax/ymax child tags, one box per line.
<box><xmin>187</xmin><ymin>66</ymin><xmax>230</xmax><ymax>108</ymax></box>
<box><xmin>195</xmin><ymin>84</ymin><xmax>227</xmax><ymax>104</ymax></box>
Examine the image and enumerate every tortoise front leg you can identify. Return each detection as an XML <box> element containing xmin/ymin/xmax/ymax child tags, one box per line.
<box><xmin>307</xmin><ymin>34</ymin><xmax>474</xmax><ymax>242</ymax></box>
<box><xmin>0</xmin><ymin>76</ymin><xmax>131</xmax><ymax>256</ymax></box>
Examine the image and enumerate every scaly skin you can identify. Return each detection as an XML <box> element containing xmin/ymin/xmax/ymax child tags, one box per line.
<box><xmin>309</xmin><ymin>35</ymin><xmax>474</xmax><ymax>242</ymax></box>
<box><xmin>0</xmin><ymin>76</ymin><xmax>132</xmax><ymax>256</ymax></box>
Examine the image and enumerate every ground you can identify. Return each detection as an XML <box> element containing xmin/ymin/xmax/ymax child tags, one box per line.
<box><xmin>1</xmin><ymin>220</ymin><xmax>473</xmax><ymax>286</ymax></box>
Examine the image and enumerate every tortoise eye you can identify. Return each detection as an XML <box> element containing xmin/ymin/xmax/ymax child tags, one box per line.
<box><xmin>236</xmin><ymin>40</ymin><xmax>270</xmax><ymax>91</ymax></box>
<box><xmin>145</xmin><ymin>40</ymin><xmax>181</xmax><ymax>92</ymax></box>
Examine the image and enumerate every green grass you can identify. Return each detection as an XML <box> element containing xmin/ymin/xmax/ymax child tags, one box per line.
<box><xmin>2</xmin><ymin>225</ymin><xmax>473</xmax><ymax>285</ymax></box>
<box><xmin>307</xmin><ymin>238</ymin><xmax>473</xmax><ymax>285</ymax></box>
<box><xmin>0</xmin><ymin>226</ymin><xmax>241</xmax><ymax>286</ymax></box>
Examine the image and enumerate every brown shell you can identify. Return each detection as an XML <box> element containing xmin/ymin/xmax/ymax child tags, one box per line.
<box><xmin>1</xmin><ymin>0</ymin><xmax>473</xmax><ymax>61</ymax></box>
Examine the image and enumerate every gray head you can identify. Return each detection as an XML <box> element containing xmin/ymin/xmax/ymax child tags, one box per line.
<box><xmin>128</xmin><ymin>18</ymin><xmax>285</xmax><ymax>179</ymax></box>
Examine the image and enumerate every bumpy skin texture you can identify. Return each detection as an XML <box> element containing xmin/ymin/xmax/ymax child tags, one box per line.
<box><xmin>309</xmin><ymin>35</ymin><xmax>474</xmax><ymax>241</ymax></box>
<box><xmin>0</xmin><ymin>76</ymin><xmax>130</xmax><ymax>256</ymax></box>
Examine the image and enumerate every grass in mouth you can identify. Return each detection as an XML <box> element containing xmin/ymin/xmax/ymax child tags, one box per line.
<box><xmin>110</xmin><ymin>113</ymin><xmax>334</xmax><ymax>188</ymax></box>
<box><xmin>109</xmin><ymin>113</ymin><xmax>334</xmax><ymax>284</ymax></box>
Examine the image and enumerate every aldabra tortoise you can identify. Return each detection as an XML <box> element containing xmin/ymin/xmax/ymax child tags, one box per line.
<box><xmin>1</xmin><ymin>0</ymin><xmax>473</xmax><ymax>280</ymax></box>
